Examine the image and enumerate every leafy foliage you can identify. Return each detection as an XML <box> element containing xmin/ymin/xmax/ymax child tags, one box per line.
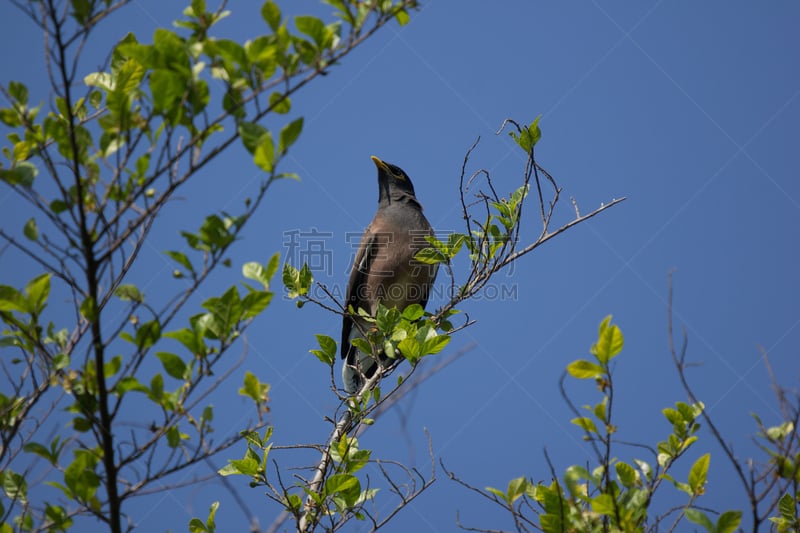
<box><xmin>0</xmin><ymin>1</ymin><xmax>417</xmax><ymax>532</ymax></box>
<box><xmin>449</xmin><ymin>313</ymin><xmax>800</xmax><ymax>533</ymax></box>
<box><xmin>452</xmin><ymin>317</ymin><xmax>749</xmax><ymax>532</ymax></box>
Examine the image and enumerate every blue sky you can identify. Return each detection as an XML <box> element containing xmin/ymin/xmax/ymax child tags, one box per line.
<box><xmin>2</xmin><ymin>1</ymin><xmax>799</xmax><ymax>531</ymax></box>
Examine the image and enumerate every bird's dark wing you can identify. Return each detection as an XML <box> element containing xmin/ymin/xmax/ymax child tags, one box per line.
<box><xmin>341</xmin><ymin>228</ymin><xmax>377</xmax><ymax>360</ymax></box>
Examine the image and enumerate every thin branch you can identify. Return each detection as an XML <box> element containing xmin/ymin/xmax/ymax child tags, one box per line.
<box><xmin>667</xmin><ymin>271</ymin><xmax>761</xmax><ymax>530</ymax></box>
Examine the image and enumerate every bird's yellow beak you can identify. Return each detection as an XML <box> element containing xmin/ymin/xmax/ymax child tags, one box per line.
<box><xmin>370</xmin><ymin>155</ymin><xmax>392</xmax><ymax>174</ymax></box>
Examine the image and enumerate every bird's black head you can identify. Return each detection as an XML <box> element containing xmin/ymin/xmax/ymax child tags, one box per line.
<box><xmin>372</xmin><ymin>155</ymin><xmax>419</xmax><ymax>206</ymax></box>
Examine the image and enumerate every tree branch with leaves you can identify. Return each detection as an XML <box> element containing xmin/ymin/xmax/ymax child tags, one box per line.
<box><xmin>219</xmin><ymin>117</ymin><xmax>626</xmax><ymax>531</ymax></box>
<box><xmin>442</xmin><ymin>284</ymin><xmax>799</xmax><ymax>533</ymax></box>
<box><xmin>0</xmin><ymin>1</ymin><xmax>419</xmax><ymax>532</ymax></box>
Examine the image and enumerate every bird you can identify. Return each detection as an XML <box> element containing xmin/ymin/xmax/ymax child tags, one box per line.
<box><xmin>341</xmin><ymin>156</ymin><xmax>438</xmax><ymax>394</ymax></box>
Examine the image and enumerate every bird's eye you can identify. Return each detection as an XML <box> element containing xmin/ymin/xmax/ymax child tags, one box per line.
<box><xmin>389</xmin><ymin>166</ymin><xmax>405</xmax><ymax>180</ymax></box>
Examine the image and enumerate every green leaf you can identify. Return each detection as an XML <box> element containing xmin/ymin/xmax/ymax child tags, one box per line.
<box><xmin>571</xmin><ymin>416</ymin><xmax>598</xmax><ymax>434</ymax></box>
<box><xmin>242</xmin><ymin>255</ymin><xmax>280</xmax><ymax>292</ymax></box>
<box><xmin>269</xmin><ymin>92</ymin><xmax>291</xmax><ymax>114</ymax></box>
<box><xmin>114</xmin><ymin>284</ymin><xmax>144</xmax><ymax>303</ymax></box>
<box><xmin>166</xmin><ymin>250</ymin><xmax>195</xmax><ymax>274</ymax></box>
<box><xmin>509</xmin><ymin>115</ymin><xmax>542</xmax><ymax>152</ymax></box>
<box><xmin>157</xmin><ymin>352</ymin><xmax>189</xmax><ymax>380</ymax></box>
<box><xmin>50</xmin><ymin>200</ymin><xmax>70</xmax><ymax>214</ymax></box>
<box><xmin>190</xmin><ymin>0</ymin><xmax>206</xmax><ymax>16</ymax></box>
<box><xmin>242</xmin><ymin>261</ymin><xmax>269</xmax><ymax>289</ymax></box>
<box><xmin>239</xmin><ymin>371</ymin><xmax>269</xmax><ymax>404</ymax></box>
<box><xmin>778</xmin><ymin>492</ymin><xmax>795</xmax><ymax>520</ymax></box>
<box><xmin>566</xmin><ymin>359</ymin><xmax>604</xmax><ymax>379</ymax></box>
<box><xmin>8</xmin><ymin>81</ymin><xmax>29</xmax><ymax>104</ymax></box>
<box><xmin>148</xmin><ymin>373</ymin><xmax>164</xmax><ymax>403</ymax></box>
<box><xmin>1</xmin><ymin>469</ymin><xmax>28</xmax><ymax>503</ymax></box>
<box><xmin>597</xmin><ymin>315</ymin><xmax>611</xmax><ymax>336</ymax></box>
<box><xmin>446</xmin><ymin>232</ymin><xmax>467</xmax><ymax>256</ymax></box>
<box><xmin>593</xmin><ymin>397</ymin><xmax>607</xmax><ymax>421</ymax></box>
<box><xmin>688</xmin><ymin>453</ymin><xmax>710</xmax><ymax>494</ymax></box>
<box><xmin>273</xmin><ymin>172</ymin><xmax>300</xmax><ymax>181</ymax></box>
<box><xmin>423</xmin><ymin>333</ymin><xmax>450</xmax><ymax>355</ymax></box>
<box><xmin>414</xmin><ymin>246</ymin><xmax>447</xmax><ymax>265</ymax></box>
<box><xmin>136</xmin><ymin>319</ymin><xmax>161</xmax><ymax>350</ymax></box>
<box><xmin>165</xmin><ymin>326</ymin><xmax>205</xmax><ymax>356</ymax></box>
<box><xmin>80</xmin><ymin>296</ymin><xmax>98</xmax><ymax>323</ymax></box>
<box><xmin>330</xmin><ymin>434</ymin><xmax>355</xmax><ymax>464</ymax></box>
<box><xmin>23</xmin><ymin>441</ymin><xmax>58</xmax><ymax>465</ymax></box>
<box><xmin>325</xmin><ymin>473</ymin><xmax>361</xmax><ymax>507</ymax></box>
<box><xmin>253</xmin><ymin>130</ymin><xmax>275</xmax><ymax>173</ymax></box>
<box><xmin>591</xmin><ymin>315</ymin><xmax>624</xmax><ymax>363</ymax></box>
<box><xmin>166</xmin><ymin>425</ymin><xmax>188</xmax><ymax>448</ymax></box>
<box><xmin>70</xmin><ymin>0</ymin><xmax>93</xmax><ymax>24</ymax></box>
<box><xmin>63</xmin><ymin>449</ymin><xmax>100</xmax><ymax>502</ymax></box>
<box><xmin>485</xmin><ymin>486</ymin><xmax>506</xmax><ymax>502</ymax></box>
<box><xmin>25</xmin><ymin>273</ymin><xmax>50</xmax><ymax>314</ymax></box>
<box><xmin>261</xmin><ymin>1</ymin><xmax>281</xmax><ymax>31</ymax></box>
<box><xmin>23</xmin><ymin>218</ymin><xmax>38</xmax><ymax>241</ymax></box>
<box><xmin>198</xmin><ymin>214</ymin><xmax>239</xmax><ymax>251</ymax></box>
<box><xmin>238</xmin><ymin>122</ymin><xmax>268</xmax><ymax>154</ymax></box>
<box><xmin>765</xmin><ymin>422</ymin><xmax>793</xmax><ymax>441</ymax></box>
<box><xmin>676</xmin><ymin>401</ymin><xmax>696</xmax><ymax>422</ymax></box>
<box><xmin>189</xmin><ymin>518</ymin><xmax>209</xmax><ymax>533</ymax></box>
<box><xmin>189</xmin><ymin>500</ymin><xmax>219</xmax><ymax>533</ymax></box>
<box><xmin>44</xmin><ymin>503</ymin><xmax>72</xmax><ymax>530</ymax></box>
<box><xmin>241</xmin><ymin>291</ymin><xmax>272</xmax><ymax>319</ymax></box>
<box><xmin>325</xmin><ymin>473</ymin><xmax>359</xmax><ymax>494</ymax></box>
<box><xmin>282</xmin><ymin>263</ymin><xmax>312</xmax><ymax>298</ymax></box>
<box><xmin>150</xmin><ymin>69</ymin><xmax>186</xmax><ymax>114</ymax></box>
<box><xmin>310</xmin><ymin>334</ymin><xmax>336</xmax><ymax>364</ymax></box>
<box><xmin>716</xmin><ymin>510</ymin><xmax>742</xmax><ymax>533</ymax></box>
<box><xmin>115</xmin><ymin>376</ymin><xmax>148</xmax><ymax>395</ymax></box>
<box><xmin>633</xmin><ymin>459</ymin><xmax>652</xmax><ymax>481</ymax></box>
<box><xmin>72</xmin><ymin>417</ymin><xmax>92</xmax><ymax>432</ymax></box>
<box><xmin>402</xmin><ymin>304</ymin><xmax>425</xmax><ymax>321</ymax></box>
<box><xmin>265</xmin><ymin>252</ymin><xmax>280</xmax><ymax>280</ymax></box>
<box><xmin>0</xmin><ymin>107</ymin><xmax>22</xmax><ymax>128</ymax></box>
<box><xmin>295</xmin><ymin>16</ymin><xmax>327</xmax><ymax>47</ymax></box>
<box><xmin>564</xmin><ymin>465</ymin><xmax>593</xmax><ymax>495</ymax></box>
<box><xmin>615</xmin><ymin>461</ymin><xmax>637</xmax><ymax>488</ymax></box>
<box><xmin>395</xmin><ymin>8</ymin><xmax>410</xmax><ymax>26</ymax></box>
<box><xmin>200</xmin><ymin>286</ymin><xmax>243</xmax><ymax>340</ymax></box>
<box><xmin>591</xmin><ymin>493</ymin><xmax>614</xmax><ymax>515</ymax></box>
<box><xmin>351</xmin><ymin>337</ymin><xmax>372</xmax><ymax>356</ymax></box>
<box><xmin>205</xmin><ymin>501</ymin><xmax>218</xmax><ymax>533</ymax></box>
<box><xmin>506</xmin><ymin>476</ymin><xmax>527</xmax><ymax>504</ymax></box>
<box><xmin>663</xmin><ymin>407</ymin><xmax>681</xmax><ymax>425</ymax></box>
<box><xmin>540</xmin><ymin>513</ymin><xmax>562</xmax><ymax>533</ymax></box>
<box><xmin>84</xmin><ymin>71</ymin><xmax>113</xmax><ymax>91</ymax></box>
<box><xmin>0</xmin><ymin>285</ymin><xmax>27</xmax><ymax>312</ymax></box>
<box><xmin>216</xmin><ymin>462</ymin><xmax>240</xmax><ymax>477</ymax></box>
<box><xmin>104</xmin><ymin>355</ymin><xmax>122</xmax><ymax>377</ymax></box>
<box><xmin>375</xmin><ymin>305</ymin><xmax>400</xmax><ymax>333</ymax></box>
<box><xmin>278</xmin><ymin>117</ymin><xmax>303</xmax><ymax>154</ymax></box>
<box><xmin>285</xmin><ymin>493</ymin><xmax>302</xmax><ymax>512</ymax></box>
<box><xmin>685</xmin><ymin>509</ymin><xmax>715</xmax><ymax>532</ymax></box>
<box><xmin>396</xmin><ymin>336</ymin><xmax>420</xmax><ymax>363</ymax></box>
<box><xmin>346</xmin><ymin>449</ymin><xmax>370</xmax><ymax>474</ymax></box>
<box><xmin>152</xmin><ymin>28</ymin><xmax>189</xmax><ymax>71</ymax></box>
<box><xmin>0</xmin><ymin>162</ymin><xmax>37</xmax><ymax>187</ymax></box>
